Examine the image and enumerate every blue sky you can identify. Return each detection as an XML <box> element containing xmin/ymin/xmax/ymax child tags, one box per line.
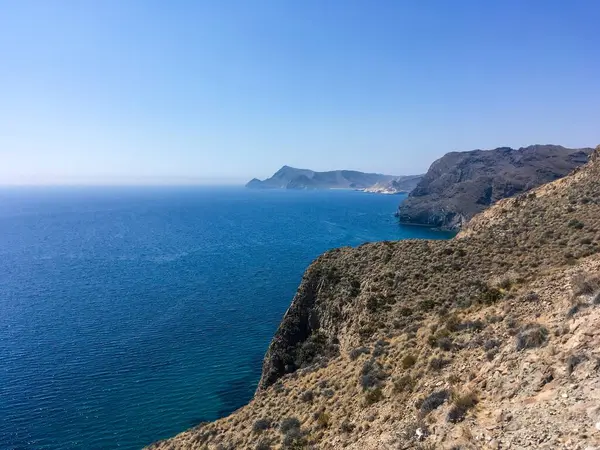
<box><xmin>1</xmin><ymin>0</ymin><xmax>599</xmax><ymax>184</ymax></box>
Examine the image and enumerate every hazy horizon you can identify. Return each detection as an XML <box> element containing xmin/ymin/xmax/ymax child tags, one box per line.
<box><xmin>2</xmin><ymin>1</ymin><xmax>599</xmax><ymax>185</ymax></box>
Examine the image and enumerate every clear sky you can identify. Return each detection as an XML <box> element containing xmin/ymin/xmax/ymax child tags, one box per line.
<box><xmin>1</xmin><ymin>0</ymin><xmax>599</xmax><ymax>184</ymax></box>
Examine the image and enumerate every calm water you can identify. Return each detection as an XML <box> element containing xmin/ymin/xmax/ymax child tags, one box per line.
<box><xmin>0</xmin><ymin>187</ymin><xmax>451</xmax><ymax>450</ymax></box>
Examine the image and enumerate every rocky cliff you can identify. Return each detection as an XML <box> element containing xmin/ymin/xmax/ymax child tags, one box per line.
<box><xmin>149</xmin><ymin>147</ymin><xmax>600</xmax><ymax>450</ymax></box>
<box><xmin>397</xmin><ymin>145</ymin><xmax>592</xmax><ymax>230</ymax></box>
<box><xmin>246</xmin><ymin>166</ymin><xmax>401</xmax><ymax>190</ymax></box>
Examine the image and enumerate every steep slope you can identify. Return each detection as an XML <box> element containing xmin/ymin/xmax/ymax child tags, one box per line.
<box><xmin>397</xmin><ymin>144</ymin><xmax>592</xmax><ymax>230</ymax></box>
<box><xmin>363</xmin><ymin>175</ymin><xmax>424</xmax><ymax>194</ymax></box>
<box><xmin>245</xmin><ymin>166</ymin><xmax>400</xmax><ymax>190</ymax></box>
<box><xmin>150</xmin><ymin>147</ymin><xmax>600</xmax><ymax>450</ymax></box>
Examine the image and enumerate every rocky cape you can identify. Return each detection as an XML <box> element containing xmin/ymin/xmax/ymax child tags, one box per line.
<box><xmin>246</xmin><ymin>166</ymin><xmax>415</xmax><ymax>191</ymax></box>
<box><xmin>397</xmin><ymin>144</ymin><xmax>592</xmax><ymax>231</ymax></box>
<box><xmin>150</xmin><ymin>147</ymin><xmax>600</xmax><ymax>450</ymax></box>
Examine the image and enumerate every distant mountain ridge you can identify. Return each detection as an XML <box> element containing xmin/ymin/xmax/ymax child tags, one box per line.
<box><xmin>397</xmin><ymin>144</ymin><xmax>593</xmax><ymax>230</ymax></box>
<box><xmin>246</xmin><ymin>166</ymin><xmax>414</xmax><ymax>191</ymax></box>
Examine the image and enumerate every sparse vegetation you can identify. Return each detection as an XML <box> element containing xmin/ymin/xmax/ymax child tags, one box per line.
<box><xmin>360</xmin><ymin>358</ymin><xmax>387</xmax><ymax>390</ymax></box>
<box><xmin>255</xmin><ymin>439</ymin><xmax>272</xmax><ymax>450</ymax></box>
<box><xmin>349</xmin><ymin>346</ymin><xmax>370</xmax><ymax>361</ymax></box>
<box><xmin>399</xmin><ymin>306</ymin><xmax>413</xmax><ymax>317</ymax></box>
<box><xmin>523</xmin><ymin>291</ymin><xmax>540</xmax><ymax>302</ymax></box>
<box><xmin>401</xmin><ymin>354</ymin><xmax>417</xmax><ymax>369</ymax></box>
<box><xmin>483</xmin><ymin>339</ymin><xmax>499</xmax><ymax>350</ymax></box>
<box><xmin>281</xmin><ymin>427</ymin><xmax>307</xmax><ymax>450</ymax></box>
<box><xmin>372</xmin><ymin>340</ymin><xmax>389</xmax><ymax>357</ymax></box>
<box><xmin>393</xmin><ymin>374</ymin><xmax>415</xmax><ymax>394</ymax></box>
<box><xmin>428</xmin><ymin>357</ymin><xmax>450</xmax><ymax>371</ymax></box>
<box><xmin>349</xmin><ymin>279</ymin><xmax>361</xmax><ymax>297</ymax></box>
<box><xmin>419</xmin><ymin>299</ymin><xmax>435</xmax><ymax>311</ymax></box>
<box><xmin>364</xmin><ymin>386</ymin><xmax>383</xmax><ymax>405</ymax></box>
<box><xmin>566</xmin><ymin>354</ymin><xmax>583</xmax><ymax>375</ymax></box>
<box><xmin>516</xmin><ymin>324</ymin><xmax>549</xmax><ymax>350</ymax></box>
<box><xmin>300</xmin><ymin>390</ymin><xmax>313</xmax><ymax>403</ymax></box>
<box><xmin>295</xmin><ymin>331</ymin><xmax>332</xmax><ymax>369</ymax></box>
<box><xmin>419</xmin><ymin>390</ymin><xmax>450</xmax><ymax>415</ymax></box>
<box><xmin>316</xmin><ymin>411</ymin><xmax>330</xmax><ymax>429</ymax></box>
<box><xmin>340</xmin><ymin>420</ymin><xmax>355</xmax><ymax>433</ymax></box>
<box><xmin>478</xmin><ymin>285</ymin><xmax>504</xmax><ymax>305</ymax></box>
<box><xmin>322</xmin><ymin>388</ymin><xmax>334</xmax><ymax>398</ymax></box>
<box><xmin>447</xmin><ymin>391</ymin><xmax>478</xmax><ymax>423</ymax></box>
<box><xmin>568</xmin><ymin>219</ymin><xmax>585</xmax><ymax>229</ymax></box>
<box><xmin>486</xmin><ymin>348</ymin><xmax>498</xmax><ymax>361</ymax></box>
<box><xmin>567</xmin><ymin>302</ymin><xmax>588</xmax><ymax>318</ymax></box>
<box><xmin>252</xmin><ymin>418</ymin><xmax>271</xmax><ymax>434</ymax></box>
<box><xmin>279</xmin><ymin>417</ymin><xmax>301</xmax><ymax>434</ymax></box>
<box><xmin>571</xmin><ymin>272</ymin><xmax>600</xmax><ymax>296</ymax></box>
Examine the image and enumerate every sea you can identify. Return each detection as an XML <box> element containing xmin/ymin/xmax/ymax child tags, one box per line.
<box><xmin>0</xmin><ymin>186</ymin><xmax>452</xmax><ymax>450</ymax></box>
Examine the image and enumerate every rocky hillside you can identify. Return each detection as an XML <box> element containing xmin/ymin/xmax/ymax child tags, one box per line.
<box><xmin>149</xmin><ymin>147</ymin><xmax>600</xmax><ymax>450</ymax></box>
<box><xmin>397</xmin><ymin>145</ymin><xmax>592</xmax><ymax>230</ymax></box>
<box><xmin>363</xmin><ymin>175</ymin><xmax>423</xmax><ymax>194</ymax></box>
<box><xmin>246</xmin><ymin>166</ymin><xmax>400</xmax><ymax>190</ymax></box>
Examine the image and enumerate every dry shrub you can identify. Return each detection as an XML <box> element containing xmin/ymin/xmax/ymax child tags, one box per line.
<box><xmin>571</xmin><ymin>271</ymin><xmax>600</xmax><ymax>297</ymax></box>
<box><xmin>418</xmin><ymin>389</ymin><xmax>449</xmax><ymax>415</ymax></box>
<box><xmin>516</xmin><ymin>323</ymin><xmax>548</xmax><ymax>350</ymax></box>
<box><xmin>401</xmin><ymin>354</ymin><xmax>417</xmax><ymax>369</ymax></box>
<box><xmin>364</xmin><ymin>387</ymin><xmax>383</xmax><ymax>405</ymax></box>
<box><xmin>393</xmin><ymin>374</ymin><xmax>415</xmax><ymax>394</ymax></box>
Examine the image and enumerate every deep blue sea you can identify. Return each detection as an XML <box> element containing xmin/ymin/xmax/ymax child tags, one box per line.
<box><xmin>0</xmin><ymin>187</ymin><xmax>451</xmax><ymax>450</ymax></box>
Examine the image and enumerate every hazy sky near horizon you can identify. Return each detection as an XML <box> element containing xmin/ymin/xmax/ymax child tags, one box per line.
<box><xmin>1</xmin><ymin>0</ymin><xmax>599</xmax><ymax>184</ymax></box>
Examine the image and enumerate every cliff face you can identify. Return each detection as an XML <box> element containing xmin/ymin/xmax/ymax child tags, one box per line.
<box><xmin>245</xmin><ymin>166</ymin><xmax>401</xmax><ymax>190</ymax></box>
<box><xmin>150</xmin><ymin>147</ymin><xmax>600</xmax><ymax>450</ymax></box>
<box><xmin>257</xmin><ymin>263</ymin><xmax>341</xmax><ymax>390</ymax></box>
<box><xmin>397</xmin><ymin>145</ymin><xmax>592</xmax><ymax>230</ymax></box>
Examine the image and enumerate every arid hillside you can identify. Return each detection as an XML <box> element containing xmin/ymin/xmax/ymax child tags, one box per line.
<box><xmin>149</xmin><ymin>147</ymin><xmax>600</xmax><ymax>450</ymax></box>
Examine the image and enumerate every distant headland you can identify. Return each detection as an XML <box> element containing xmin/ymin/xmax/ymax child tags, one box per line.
<box><xmin>246</xmin><ymin>166</ymin><xmax>423</xmax><ymax>193</ymax></box>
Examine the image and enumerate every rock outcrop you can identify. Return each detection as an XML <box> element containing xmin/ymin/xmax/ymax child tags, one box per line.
<box><xmin>149</xmin><ymin>146</ymin><xmax>600</xmax><ymax>450</ymax></box>
<box><xmin>397</xmin><ymin>144</ymin><xmax>592</xmax><ymax>230</ymax></box>
<box><xmin>246</xmin><ymin>166</ymin><xmax>403</xmax><ymax>190</ymax></box>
